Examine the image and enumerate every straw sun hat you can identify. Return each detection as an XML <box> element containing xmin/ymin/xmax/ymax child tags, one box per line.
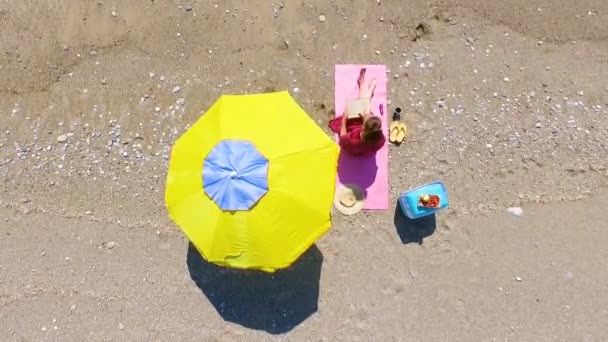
<box><xmin>333</xmin><ymin>184</ymin><xmax>366</xmax><ymax>216</ymax></box>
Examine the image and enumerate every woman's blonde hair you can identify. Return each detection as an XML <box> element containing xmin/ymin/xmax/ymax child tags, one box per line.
<box><xmin>361</xmin><ymin>117</ymin><xmax>383</xmax><ymax>144</ymax></box>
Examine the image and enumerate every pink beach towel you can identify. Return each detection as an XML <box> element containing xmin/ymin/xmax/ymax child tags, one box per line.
<box><xmin>334</xmin><ymin>64</ymin><xmax>389</xmax><ymax>210</ymax></box>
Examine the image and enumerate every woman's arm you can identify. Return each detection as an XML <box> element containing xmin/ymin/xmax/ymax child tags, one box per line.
<box><xmin>339</xmin><ymin>111</ymin><xmax>348</xmax><ymax>137</ymax></box>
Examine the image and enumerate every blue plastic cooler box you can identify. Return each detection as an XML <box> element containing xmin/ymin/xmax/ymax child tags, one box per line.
<box><xmin>398</xmin><ymin>181</ymin><xmax>449</xmax><ymax>219</ymax></box>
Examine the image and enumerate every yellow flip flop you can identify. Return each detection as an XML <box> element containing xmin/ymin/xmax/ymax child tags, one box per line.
<box><xmin>395</xmin><ymin>122</ymin><xmax>407</xmax><ymax>144</ymax></box>
<box><xmin>389</xmin><ymin>121</ymin><xmax>400</xmax><ymax>143</ymax></box>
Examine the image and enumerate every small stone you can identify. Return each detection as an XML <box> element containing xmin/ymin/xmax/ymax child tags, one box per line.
<box><xmin>159</xmin><ymin>76</ymin><xmax>165</xmax><ymax>82</ymax></box>
<box><xmin>70</xmin><ymin>304</ymin><xmax>76</xmax><ymax>310</ymax></box>
<box><xmin>577</xmin><ymin>90</ymin><xmax>584</xmax><ymax>96</ymax></box>
<box><xmin>154</xmin><ymin>107</ymin><xmax>161</xmax><ymax>112</ymax></box>
<box><xmin>41</xmin><ymin>327</ymin><xmax>47</xmax><ymax>332</ymax></box>
<box><xmin>57</xmin><ymin>134</ymin><xmax>68</xmax><ymax>143</ymax></box>
<box><xmin>318</xmin><ymin>15</ymin><xmax>326</xmax><ymax>22</ymax></box>
<box><xmin>466</xmin><ymin>37</ymin><xmax>474</xmax><ymax>43</ymax></box>
<box><xmin>292</xmin><ymin>87</ymin><xmax>300</xmax><ymax>93</ymax></box>
<box><xmin>85</xmin><ymin>210</ymin><xmax>92</xmax><ymax>215</ymax></box>
<box><xmin>118</xmin><ymin>322</ymin><xmax>124</xmax><ymax>330</ymax></box>
<box><xmin>503</xmin><ymin>77</ymin><xmax>510</xmax><ymax>82</ymax></box>
<box><xmin>106</xmin><ymin>241</ymin><xmax>116</xmax><ymax>249</ymax></box>
<box><xmin>535</xmin><ymin>122</ymin><xmax>542</xmax><ymax>128</ymax></box>
<box><xmin>172</xmin><ymin>86</ymin><xmax>181</xmax><ymax>93</ymax></box>
<box><xmin>375</xmin><ymin>50</ymin><xmax>381</xmax><ymax>55</ymax></box>
<box><xmin>149</xmin><ymin>72</ymin><xmax>155</xmax><ymax>78</ymax></box>
<box><xmin>507</xmin><ymin>207</ymin><xmax>524</xmax><ymax>217</ymax></box>
<box><xmin>485</xmin><ymin>143</ymin><xmax>493</xmax><ymax>149</ymax></box>
<box><xmin>564</xmin><ymin>271</ymin><xmax>574</xmax><ymax>280</ymax></box>
<box><xmin>20</xmin><ymin>198</ymin><xmax>30</xmax><ymax>204</ymax></box>
<box><xmin>515</xmin><ymin>276</ymin><xmax>522</xmax><ymax>282</ymax></box>
<box><xmin>545</xmin><ymin>66</ymin><xmax>551</xmax><ymax>71</ymax></box>
<box><xmin>184</xmin><ymin>5</ymin><xmax>192</xmax><ymax>11</ymax></box>
<box><xmin>111</xmin><ymin>11</ymin><xmax>116</xmax><ymax>17</ymax></box>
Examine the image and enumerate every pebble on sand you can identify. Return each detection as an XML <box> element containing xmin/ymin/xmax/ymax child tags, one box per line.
<box><xmin>118</xmin><ymin>322</ymin><xmax>125</xmax><ymax>330</ymax></box>
<box><xmin>57</xmin><ymin>134</ymin><xmax>68</xmax><ymax>143</ymax></box>
<box><xmin>507</xmin><ymin>207</ymin><xmax>524</xmax><ymax>217</ymax></box>
<box><xmin>172</xmin><ymin>86</ymin><xmax>181</xmax><ymax>93</ymax></box>
<box><xmin>515</xmin><ymin>276</ymin><xmax>522</xmax><ymax>282</ymax></box>
<box><xmin>318</xmin><ymin>15</ymin><xmax>326</xmax><ymax>22</ymax></box>
<box><xmin>106</xmin><ymin>241</ymin><xmax>116</xmax><ymax>249</ymax></box>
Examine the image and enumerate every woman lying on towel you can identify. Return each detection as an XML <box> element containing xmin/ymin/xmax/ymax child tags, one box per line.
<box><xmin>328</xmin><ymin>68</ymin><xmax>386</xmax><ymax>156</ymax></box>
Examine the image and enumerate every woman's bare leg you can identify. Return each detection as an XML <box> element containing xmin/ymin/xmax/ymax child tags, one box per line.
<box><xmin>357</xmin><ymin>68</ymin><xmax>367</xmax><ymax>98</ymax></box>
<box><xmin>356</xmin><ymin>67</ymin><xmax>377</xmax><ymax>100</ymax></box>
<box><xmin>366</xmin><ymin>78</ymin><xmax>377</xmax><ymax>100</ymax></box>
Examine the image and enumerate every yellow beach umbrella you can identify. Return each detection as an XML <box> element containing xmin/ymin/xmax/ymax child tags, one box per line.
<box><xmin>165</xmin><ymin>91</ymin><xmax>339</xmax><ymax>272</ymax></box>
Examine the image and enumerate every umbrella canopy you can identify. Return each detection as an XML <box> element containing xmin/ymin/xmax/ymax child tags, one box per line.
<box><xmin>165</xmin><ymin>91</ymin><xmax>339</xmax><ymax>272</ymax></box>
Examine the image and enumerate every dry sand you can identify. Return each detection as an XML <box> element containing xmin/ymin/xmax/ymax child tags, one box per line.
<box><xmin>1</xmin><ymin>0</ymin><xmax>608</xmax><ymax>340</ymax></box>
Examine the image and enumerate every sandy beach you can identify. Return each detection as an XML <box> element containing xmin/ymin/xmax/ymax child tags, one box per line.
<box><xmin>1</xmin><ymin>0</ymin><xmax>608</xmax><ymax>340</ymax></box>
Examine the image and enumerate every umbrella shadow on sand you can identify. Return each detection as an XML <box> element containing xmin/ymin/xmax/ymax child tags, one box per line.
<box><xmin>393</xmin><ymin>203</ymin><xmax>437</xmax><ymax>244</ymax></box>
<box><xmin>186</xmin><ymin>243</ymin><xmax>323</xmax><ymax>335</ymax></box>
